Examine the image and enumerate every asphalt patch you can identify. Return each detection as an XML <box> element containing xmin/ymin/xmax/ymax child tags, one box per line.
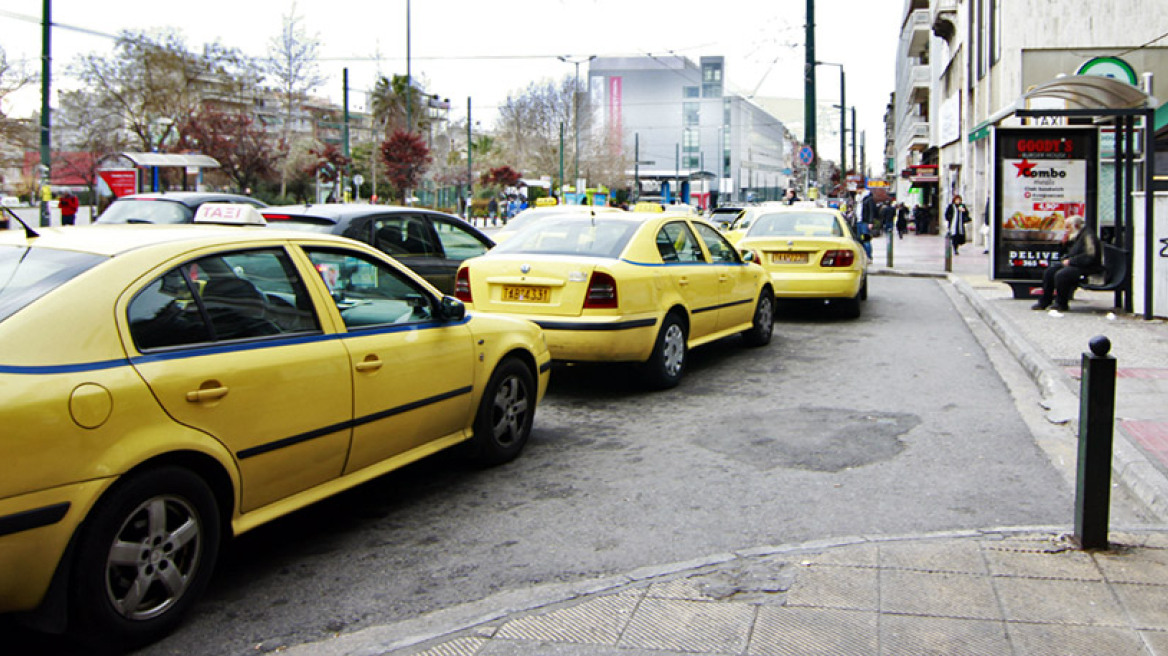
<box><xmin>700</xmin><ymin>407</ymin><xmax>919</xmax><ymax>472</ymax></box>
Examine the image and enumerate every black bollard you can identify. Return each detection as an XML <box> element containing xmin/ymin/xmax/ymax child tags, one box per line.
<box><xmin>1074</xmin><ymin>335</ymin><xmax>1117</xmax><ymax>550</ymax></box>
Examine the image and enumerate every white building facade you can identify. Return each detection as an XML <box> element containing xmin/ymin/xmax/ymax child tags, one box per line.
<box><xmin>588</xmin><ymin>55</ymin><xmax>793</xmax><ymax>207</ymax></box>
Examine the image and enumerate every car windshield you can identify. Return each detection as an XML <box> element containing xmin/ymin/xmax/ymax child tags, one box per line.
<box><xmin>0</xmin><ymin>245</ymin><xmax>107</xmax><ymax>322</ymax></box>
<box><xmin>97</xmin><ymin>199</ymin><xmax>193</xmax><ymax>224</ymax></box>
<box><xmin>491</xmin><ymin>216</ymin><xmax>638</xmax><ymax>259</ymax></box>
<box><xmin>748</xmin><ymin>212</ymin><xmax>843</xmax><ymax>238</ymax></box>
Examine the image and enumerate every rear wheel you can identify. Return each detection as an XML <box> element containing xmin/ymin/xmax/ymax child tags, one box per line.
<box><xmin>467</xmin><ymin>357</ymin><xmax>535</xmax><ymax>466</ymax></box>
<box><xmin>837</xmin><ymin>294</ymin><xmax>862</xmax><ymax>319</ymax></box>
<box><xmin>741</xmin><ymin>289</ymin><xmax>775</xmax><ymax>347</ymax></box>
<box><xmin>642</xmin><ymin>313</ymin><xmax>687</xmax><ymax>389</ymax></box>
<box><xmin>70</xmin><ymin>467</ymin><xmax>220</xmax><ymax>650</ymax></box>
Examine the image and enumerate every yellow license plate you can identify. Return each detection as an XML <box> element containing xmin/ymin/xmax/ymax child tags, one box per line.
<box><xmin>503</xmin><ymin>285</ymin><xmax>550</xmax><ymax>303</ymax></box>
<box><xmin>772</xmin><ymin>252</ymin><xmax>808</xmax><ymax>264</ymax></box>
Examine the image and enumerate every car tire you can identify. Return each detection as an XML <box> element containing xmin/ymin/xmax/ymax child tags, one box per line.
<box><xmin>838</xmin><ymin>294</ymin><xmax>862</xmax><ymax>319</ymax></box>
<box><xmin>70</xmin><ymin>467</ymin><xmax>221</xmax><ymax>650</ymax></box>
<box><xmin>467</xmin><ymin>356</ymin><xmax>536</xmax><ymax>466</ymax></box>
<box><xmin>642</xmin><ymin>312</ymin><xmax>687</xmax><ymax>389</ymax></box>
<box><xmin>741</xmin><ymin>289</ymin><xmax>775</xmax><ymax>347</ymax></box>
<box><xmin>859</xmin><ymin>275</ymin><xmax>868</xmax><ymax>301</ymax></box>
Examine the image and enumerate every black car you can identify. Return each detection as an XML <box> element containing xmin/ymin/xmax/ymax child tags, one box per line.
<box><xmin>261</xmin><ymin>204</ymin><xmax>494</xmax><ymax>294</ymax></box>
<box><xmin>96</xmin><ymin>192</ymin><xmax>268</xmax><ymax>224</ymax></box>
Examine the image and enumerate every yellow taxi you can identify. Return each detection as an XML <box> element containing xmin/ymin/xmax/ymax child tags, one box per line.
<box><xmin>0</xmin><ymin>206</ymin><xmax>550</xmax><ymax>648</ymax></box>
<box><xmin>734</xmin><ymin>205</ymin><xmax>870</xmax><ymax>317</ymax></box>
<box><xmin>454</xmin><ymin>212</ymin><xmax>774</xmax><ymax>388</ymax></box>
<box><xmin>493</xmin><ymin>204</ymin><xmax>625</xmax><ymax>244</ymax></box>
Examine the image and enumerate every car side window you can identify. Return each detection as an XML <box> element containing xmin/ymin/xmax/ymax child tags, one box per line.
<box><xmin>693</xmin><ymin>223</ymin><xmax>742</xmax><ymax>264</ymax></box>
<box><xmin>305</xmin><ymin>248</ymin><xmax>435</xmax><ymax>329</ymax></box>
<box><xmin>656</xmin><ymin>222</ymin><xmax>706</xmax><ymax>263</ymax></box>
<box><xmin>128</xmin><ymin>248</ymin><xmax>319</xmax><ymax>351</ymax></box>
<box><xmin>372</xmin><ymin>216</ymin><xmax>440</xmax><ymax>258</ymax></box>
<box><xmin>432</xmin><ymin>217</ymin><xmax>490</xmax><ymax>262</ymax></box>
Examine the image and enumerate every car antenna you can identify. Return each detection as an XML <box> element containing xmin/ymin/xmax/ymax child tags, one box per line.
<box><xmin>2</xmin><ymin>206</ymin><xmax>40</xmax><ymax>239</ymax></box>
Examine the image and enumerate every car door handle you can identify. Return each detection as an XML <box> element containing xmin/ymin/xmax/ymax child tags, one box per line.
<box><xmin>719</xmin><ymin>274</ymin><xmax>730</xmax><ymax>282</ymax></box>
<box><xmin>355</xmin><ymin>355</ymin><xmax>383</xmax><ymax>372</ymax></box>
<box><xmin>678</xmin><ymin>276</ymin><xmax>689</xmax><ymax>286</ymax></box>
<box><xmin>186</xmin><ymin>385</ymin><xmax>229</xmax><ymax>403</ymax></box>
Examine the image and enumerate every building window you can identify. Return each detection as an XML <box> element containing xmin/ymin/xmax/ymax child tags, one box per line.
<box><xmin>684</xmin><ymin>155</ymin><xmax>700</xmax><ymax>169</ymax></box>
<box><xmin>702</xmin><ymin>63</ymin><xmax>723</xmax><ymax>98</ymax></box>
<box><xmin>684</xmin><ymin>101</ymin><xmax>699</xmax><ymax>127</ymax></box>
<box><xmin>683</xmin><ymin>86</ymin><xmax>699</xmax><ymax>99</ymax></box>
<box><xmin>683</xmin><ymin>128</ymin><xmax>699</xmax><ymax>152</ymax></box>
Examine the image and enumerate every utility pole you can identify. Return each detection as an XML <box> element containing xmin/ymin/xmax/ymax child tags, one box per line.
<box><xmin>559</xmin><ymin>55</ymin><xmax>595</xmax><ymax>203</ymax></box>
<box><xmin>39</xmin><ymin>0</ymin><xmax>52</xmax><ymax>226</ymax></box>
<box><xmin>817</xmin><ymin>61</ymin><xmax>846</xmax><ymax>186</ymax></box>
<box><xmin>560</xmin><ymin>122</ymin><xmax>566</xmax><ymax>202</ymax></box>
<box><xmin>851</xmin><ymin>107</ymin><xmax>857</xmax><ymax>174</ymax></box>
<box><xmin>804</xmin><ymin>0</ymin><xmax>817</xmax><ymax>187</ymax></box>
<box><xmin>466</xmin><ymin>97</ymin><xmax>472</xmax><ymax>217</ymax></box>
<box><xmin>405</xmin><ymin>0</ymin><xmax>412</xmax><ymax>133</ymax></box>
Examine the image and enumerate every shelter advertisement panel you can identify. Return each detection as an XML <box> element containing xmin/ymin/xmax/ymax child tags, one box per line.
<box><xmin>992</xmin><ymin>126</ymin><xmax>1097</xmax><ymax>286</ymax></box>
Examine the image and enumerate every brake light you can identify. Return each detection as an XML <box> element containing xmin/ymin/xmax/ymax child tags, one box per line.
<box><xmin>262</xmin><ymin>213</ymin><xmax>293</xmax><ymax>221</ymax></box>
<box><xmin>584</xmin><ymin>271</ymin><xmax>618</xmax><ymax>309</ymax></box>
<box><xmin>454</xmin><ymin>267</ymin><xmax>473</xmax><ymax>302</ymax></box>
<box><xmin>821</xmin><ymin>250</ymin><xmax>855</xmax><ymax>267</ymax></box>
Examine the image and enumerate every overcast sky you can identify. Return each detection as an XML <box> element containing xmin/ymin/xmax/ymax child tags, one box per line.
<box><xmin>1</xmin><ymin>0</ymin><xmax>901</xmax><ymax>164</ymax></box>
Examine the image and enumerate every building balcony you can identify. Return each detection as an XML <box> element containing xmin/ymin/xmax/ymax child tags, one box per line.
<box><xmin>931</xmin><ymin>0</ymin><xmax>958</xmax><ymax>41</ymax></box>
<box><xmin>904</xmin><ymin>9</ymin><xmax>931</xmax><ymax>57</ymax></box>
<box><xmin>896</xmin><ymin>121</ymin><xmax>930</xmax><ymax>152</ymax></box>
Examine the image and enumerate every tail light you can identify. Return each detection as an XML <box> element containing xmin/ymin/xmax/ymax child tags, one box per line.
<box><xmin>821</xmin><ymin>250</ymin><xmax>856</xmax><ymax>268</ymax></box>
<box><xmin>584</xmin><ymin>271</ymin><xmax>618</xmax><ymax>309</ymax></box>
<box><xmin>454</xmin><ymin>267</ymin><xmax>473</xmax><ymax>302</ymax></box>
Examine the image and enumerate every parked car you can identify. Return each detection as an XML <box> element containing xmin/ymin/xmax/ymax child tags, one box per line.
<box><xmin>492</xmin><ymin>204</ymin><xmax>626</xmax><ymax>243</ymax></box>
<box><xmin>735</xmin><ymin>205</ymin><xmax>870</xmax><ymax>317</ymax></box>
<box><xmin>455</xmin><ymin>211</ymin><xmax>774</xmax><ymax>389</ymax></box>
<box><xmin>96</xmin><ymin>192</ymin><xmax>267</xmax><ymax>224</ymax></box>
<box><xmin>261</xmin><ymin>204</ymin><xmax>493</xmax><ymax>294</ymax></box>
<box><xmin>0</xmin><ymin>205</ymin><xmax>550</xmax><ymax>648</ymax></box>
<box><xmin>706</xmin><ymin>205</ymin><xmax>745</xmax><ymax>230</ymax></box>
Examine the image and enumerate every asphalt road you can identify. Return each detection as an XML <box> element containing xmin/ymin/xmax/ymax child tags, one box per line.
<box><xmin>8</xmin><ymin>276</ymin><xmax>1083</xmax><ymax>655</ymax></box>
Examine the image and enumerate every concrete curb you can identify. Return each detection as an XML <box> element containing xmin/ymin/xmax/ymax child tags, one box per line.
<box><xmin>278</xmin><ymin>525</ymin><xmax>1116</xmax><ymax>656</ymax></box>
<box><xmin>947</xmin><ymin>273</ymin><xmax>1168</xmax><ymax>522</ymax></box>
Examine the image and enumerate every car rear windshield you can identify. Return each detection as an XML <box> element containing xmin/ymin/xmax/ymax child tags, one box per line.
<box><xmin>748</xmin><ymin>212</ymin><xmax>843</xmax><ymax>237</ymax></box>
<box><xmin>0</xmin><ymin>245</ymin><xmax>106</xmax><ymax>322</ymax></box>
<box><xmin>260</xmin><ymin>214</ymin><xmax>337</xmax><ymax>232</ymax></box>
<box><xmin>491</xmin><ymin>216</ymin><xmax>637</xmax><ymax>259</ymax></box>
<box><xmin>97</xmin><ymin>199</ymin><xmax>191</xmax><ymax>224</ymax></box>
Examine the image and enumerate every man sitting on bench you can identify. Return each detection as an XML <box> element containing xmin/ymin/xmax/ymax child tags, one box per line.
<box><xmin>1032</xmin><ymin>215</ymin><xmax>1102</xmax><ymax>312</ymax></box>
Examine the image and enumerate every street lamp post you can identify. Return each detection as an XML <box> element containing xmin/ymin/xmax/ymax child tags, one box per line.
<box><xmin>816</xmin><ymin>61</ymin><xmax>847</xmax><ymax>183</ymax></box>
<box><xmin>559</xmin><ymin>55</ymin><xmax>595</xmax><ymax>203</ymax></box>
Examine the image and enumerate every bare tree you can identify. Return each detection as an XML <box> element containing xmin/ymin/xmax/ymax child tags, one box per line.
<box><xmin>495</xmin><ymin>77</ymin><xmax>575</xmax><ymax>182</ymax></box>
<box><xmin>0</xmin><ymin>46</ymin><xmax>37</xmax><ymax>186</ymax></box>
<box><xmin>55</xmin><ymin>89</ymin><xmax>129</xmax><ymax>218</ymax></box>
<box><xmin>266</xmin><ymin>3</ymin><xmax>327</xmax><ymax>197</ymax></box>
<box><xmin>71</xmin><ymin>29</ymin><xmax>259</xmax><ymax>153</ymax></box>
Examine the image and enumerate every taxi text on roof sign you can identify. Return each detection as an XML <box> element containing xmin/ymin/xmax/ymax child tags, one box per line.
<box><xmin>193</xmin><ymin>203</ymin><xmax>267</xmax><ymax>226</ymax></box>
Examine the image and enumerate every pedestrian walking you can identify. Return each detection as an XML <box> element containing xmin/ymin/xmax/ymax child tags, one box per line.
<box><xmin>783</xmin><ymin>188</ymin><xmax>799</xmax><ymax>205</ymax></box>
<box><xmin>880</xmin><ymin>201</ymin><xmax>895</xmax><ymax>237</ymax></box>
<box><xmin>945</xmin><ymin>194</ymin><xmax>972</xmax><ymax>254</ymax></box>
<box><xmin>1031</xmin><ymin>215</ymin><xmax>1102</xmax><ymax>312</ymax></box>
<box><xmin>59</xmin><ymin>192</ymin><xmax>79</xmax><ymax>226</ymax></box>
<box><xmin>896</xmin><ymin>202</ymin><xmax>908</xmax><ymax>239</ymax></box>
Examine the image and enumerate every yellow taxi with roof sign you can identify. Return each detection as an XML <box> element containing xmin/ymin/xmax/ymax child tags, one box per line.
<box><xmin>454</xmin><ymin>211</ymin><xmax>774</xmax><ymax>388</ymax></box>
<box><xmin>0</xmin><ymin>207</ymin><xmax>549</xmax><ymax>648</ymax></box>
<box><xmin>735</xmin><ymin>205</ymin><xmax>869</xmax><ymax>317</ymax></box>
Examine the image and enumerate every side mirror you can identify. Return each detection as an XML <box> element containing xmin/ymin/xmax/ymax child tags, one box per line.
<box><xmin>740</xmin><ymin>250</ymin><xmax>757</xmax><ymax>263</ymax></box>
<box><xmin>437</xmin><ymin>295</ymin><xmax>466</xmax><ymax>322</ymax></box>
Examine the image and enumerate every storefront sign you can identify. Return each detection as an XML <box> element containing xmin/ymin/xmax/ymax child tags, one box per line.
<box><xmin>992</xmin><ymin>127</ymin><xmax>1097</xmax><ymax>285</ymax></box>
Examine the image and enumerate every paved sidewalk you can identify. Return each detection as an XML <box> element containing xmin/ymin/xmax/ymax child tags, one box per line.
<box><xmin>279</xmin><ymin>231</ymin><xmax>1168</xmax><ymax>656</ymax></box>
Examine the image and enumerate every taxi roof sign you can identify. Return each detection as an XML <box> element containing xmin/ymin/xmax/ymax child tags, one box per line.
<box><xmin>193</xmin><ymin>203</ymin><xmax>267</xmax><ymax>226</ymax></box>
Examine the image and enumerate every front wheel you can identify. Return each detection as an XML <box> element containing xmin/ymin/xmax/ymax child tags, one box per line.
<box><xmin>70</xmin><ymin>467</ymin><xmax>221</xmax><ymax>649</ymax></box>
<box><xmin>741</xmin><ymin>290</ymin><xmax>774</xmax><ymax>347</ymax></box>
<box><xmin>642</xmin><ymin>313</ymin><xmax>687</xmax><ymax>389</ymax></box>
<box><xmin>467</xmin><ymin>357</ymin><xmax>536</xmax><ymax>466</ymax></box>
